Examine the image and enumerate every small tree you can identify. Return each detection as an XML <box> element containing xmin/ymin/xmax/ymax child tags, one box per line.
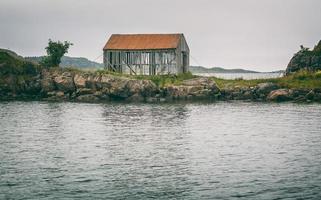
<box><xmin>41</xmin><ymin>39</ymin><xmax>73</xmax><ymax>67</ymax></box>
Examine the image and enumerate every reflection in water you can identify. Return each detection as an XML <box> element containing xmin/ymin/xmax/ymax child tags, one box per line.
<box><xmin>0</xmin><ymin>101</ymin><xmax>321</xmax><ymax>199</ymax></box>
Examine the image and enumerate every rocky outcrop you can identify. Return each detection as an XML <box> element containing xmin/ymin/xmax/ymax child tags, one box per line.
<box><xmin>267</xmin><ymin>89</ymin><xmax>293</xmax><ymax>102</ymax></box>
<box><xmin>164</xmin><ymin>77</ymin><xmax>221</xmax><ymax>100</ymax></box>
<box><xmin>285</xmin><ymin>41</ymin><xmax>321</xmax><ymax>75</ymax></box>
<box><xmin>220</xmin><ymin>82</ymin><xmax>280</xmax><ymax>101</ymax></box>
<box><xmin>0</xmin><ymin>69</ymin><xmax>320</xmax><ymax>103</ymax></box>
<box><xmin>54</xmin><ymin>71</ymin><xmax>75</xmax><ymax>92</ymax></box>
<box><xmin>38</xmin><ymin>70</ymin><xmax>158</xmax><ymax>102</ymax></box>
<box><xmin>255</xmin><ymin>82</ymin><xmax>279</xmax><ymax>95</ymax></box>
<box><xmin>2</xmin><ymin>48</ymin><xmax>320</xmax><ymax>103</ymax></box>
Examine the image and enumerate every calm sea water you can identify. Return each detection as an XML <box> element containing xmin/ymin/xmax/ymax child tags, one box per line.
<box><xmin>194</xmin><ymin>72</ymin><xmax>283</xmax><ymax>80</ymax></box>
<box><xmin>1</xmin><ymin>101</ymin><xmax>321</xmax><ymax>199</ymax></box>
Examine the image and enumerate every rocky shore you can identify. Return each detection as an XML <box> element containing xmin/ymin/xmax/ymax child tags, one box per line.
<box><xmin>1</xmin><ymin>69</ymin><xmax>320</xmax><ymax>103</ymax></box>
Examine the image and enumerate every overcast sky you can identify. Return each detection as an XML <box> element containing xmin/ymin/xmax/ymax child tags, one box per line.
<box><xmin>1</xmin><ymin>0</ymin><xmax>320</xmax><ymax>71</ymax></box>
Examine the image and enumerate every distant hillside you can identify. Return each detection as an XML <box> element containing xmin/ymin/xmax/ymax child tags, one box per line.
<box><xmin>23</xmin><ymin>56</ymin><xmax>282</xmax><ymax>73</ymax></box>
<box><xmin>189</xmin><ymin>66</ymin><xmax>260</xmax><ymax>73</ymax></box>
<box><xmin>25</xmin><ymin>56</ymin><xmax>103</xmax><ymax>69</ymax></box>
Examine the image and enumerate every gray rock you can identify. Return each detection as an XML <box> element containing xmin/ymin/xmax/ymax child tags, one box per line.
<box><xmin>305</xmin><ymin>90</ymin><xmax>315</xmax><ymax>100</ymax></box>
<box><xmin>73</xmin><ymin>74</ymin><xmax>86</xmax><ymax>88</ymax></box>
<box><xmin>53</xmin><ymin>72</ymin><xmax>75</xmax><ymax>92</ymax></box>
<box><xmin>55</xmin><ymin>91</ymin><xmax>65</xmax><ymax>97</ymax></box>
<box><xmin>314</xmin><ymin>92</ymin><xmax>321</xmax><ymax>101</ymax></box>
<box><xmin>98</xmin><ymin>74</ymin><xmax>113</xmax><ymax>89</ymax></box>
<box><xmin>256</xmin><ymin>82</ymin><xmax>279</xmax><ymax>94</ymax></box>
<box><xmin>126</xmin><ymin>93</ymin><xmax>145</xmax><ymax>102</ymax></box>
<box><xmin>41</xmin><ymin>71</ymin><xmax>56</xmax><ymax>92</ymax></box>
<box><xmin>76</xmin><ymin>88</ymin><xmax>95</xmax><ymax>95</ymax></box>
<box><xmin>165</xmin><ymin>77</ymin><xmax>220</xmax><ymax>99</ymax></box>
<box><xmin>76</xmin><ymin>94</ymin><xmax>99</xmax><ymax>102</ymax></box>
<box><xmin>105</xmin><ymin>78</ymin><xmax>157</xmax><ymax>99</ymax></box>
<box><xmin>23</xmin><ymin>78</ymin><xmax>42</xmax><ymax>94</ymax></box>
<box><xmin>85</xmin><ymin>75</ymin><xmax>97</xmax><ymax>89</ymax></box>
<box><xmin>44</xmin><ymin>91</ymin><xmax>67</xmax><ymax>101</ymax></box>
<box><xmin>294</xmin><ymin>95</ymin><xmax>307</xmax><ymax>103</ymax></box>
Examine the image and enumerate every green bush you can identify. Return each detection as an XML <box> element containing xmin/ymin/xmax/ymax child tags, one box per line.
<box><xmin>41</xmin><ymin>39</ymin><xmax>73</xmax><ymax>67</ymax></box>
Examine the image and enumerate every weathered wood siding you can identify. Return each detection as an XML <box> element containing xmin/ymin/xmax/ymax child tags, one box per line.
<box><xmin>175</xmin><ymin>34</ymin><xmax>190</xmax><ymax>73</ymax></box>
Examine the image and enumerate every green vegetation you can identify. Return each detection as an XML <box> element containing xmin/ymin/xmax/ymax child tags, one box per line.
<box><xmin>1</xmin><ymin>47</ymin><xmax>320</xmax><ymax>91</ymax></box>
<box><xmin>213</xmin><ymin>70</ymin><xmax>321</xmax><ymax>89</ymax></box>
<box><xmin>41</xmin><ymin>39</ymin><xmax>73</xmax><ymax>67</ymax></box>
<box><xmin>135</xmin><ymin>72</ymin><xmax>196</xmax><ymax>87</ymax></box>
<box><xmin>298</xmin><ymin>40</ymin><xmax>321</xmax><ymax>56</ymax></box>
<box><xmin>0</xmin><ymin>49</ymin><xmax>40</xmax><ymax>76</ymax></box>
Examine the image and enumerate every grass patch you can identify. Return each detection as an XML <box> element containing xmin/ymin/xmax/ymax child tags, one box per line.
<box><xmin>134</xmin><ymin>72</ymin><xmax>196</xmax><ymax>87</ymax></box>
<box><xmin>212</xmin><ymin>70</ymin><xmax>321</xmax><ymax>90</ymax></box>
<box><xmin>273</xmin><ymin>70</ymin><xmax>321</xmax><ymax>89</ymax></box>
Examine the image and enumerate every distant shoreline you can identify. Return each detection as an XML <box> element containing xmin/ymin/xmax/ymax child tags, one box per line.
<box><xmin>25</xmin><ymin>55</ymin><xmax>285</xmax><ymax>74</ymax></box>
<box><xmin>0</xmin><ymin>67</ymin><xmax>320</xmax><ymax>103</ymax></box>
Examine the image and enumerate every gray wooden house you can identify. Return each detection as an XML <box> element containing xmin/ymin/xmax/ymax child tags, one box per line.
<box><xmin>103</xmin><ymin>33</ymin><xmax>189</xmax><ymax>75</ymax></box>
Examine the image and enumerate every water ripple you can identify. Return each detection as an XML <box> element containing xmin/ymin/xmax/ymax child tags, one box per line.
<box><xmin>0</xmin><ymin>101</ymin><xmax>321</xmax><ymax>199</ymax></box>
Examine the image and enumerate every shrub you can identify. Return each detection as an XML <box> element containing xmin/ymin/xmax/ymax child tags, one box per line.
<box><xmin>41</xmin><ymin>39</ymin><xmax>73</xmax><ymax>67</ymax></box>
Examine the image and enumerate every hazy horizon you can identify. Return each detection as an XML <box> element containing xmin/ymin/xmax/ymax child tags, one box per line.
<box><xmin>1</xmin><ymin>0</ymin><xmax>321</xmax><ymax>71</ymax></box>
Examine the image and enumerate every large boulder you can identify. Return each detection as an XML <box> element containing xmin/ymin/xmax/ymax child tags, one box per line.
<box><xmin>165</xmin><ymin>77</ymin><xmax>220</xmax><ymax>99</ymax></box>
<box><xmin>107</xmin><ymin>76</ymin><xmax>130</xmax><ymax>98</ymax></box>
<box><xmin>53</xmin><ymin>71</ymin><xmax>75</xmax><ymax>92</ymax></box>
<box><xmin>126</xmin><ymin>79</ymin><xmax>157</xmax><ymax>97</ymax></box>
<box><xmin>267</xmin><ymin>89</ymin><xmax>293</xmax><ymax>101</ymax></box>
<box><xmin>85</xmin><ymin>75</ymin><xmax>98</xmax><ymax>89</ymax></box>
<box><xmin>98</xmin><ymin>74</ymin><xmax>113</xmax><ymax>89</ymax></box>
<box><xmin>40</xmin><ymin>70</ymin><xmax>56</xmax><ymax>92</ymax></box>
<box><xmin>73</xmin><ymin>73</ymin><xmax>86</xmax><ymax>88</ymax></box>
<box><xmin>73</xmin><ymin>73</ymin><xmax>98</xmax><ymax>89</ymax></box>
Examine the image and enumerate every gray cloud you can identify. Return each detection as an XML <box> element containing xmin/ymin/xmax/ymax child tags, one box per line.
<box><xmin>1</xmin><ymin>0</ymin><xmax>321</xmax><ymax>71</ymax></box>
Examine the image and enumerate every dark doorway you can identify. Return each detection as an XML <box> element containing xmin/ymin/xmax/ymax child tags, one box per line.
<box><xmin>182</xmin><ymin>52</ymin><xmax>188</xmax><ymax>73</ymax></box>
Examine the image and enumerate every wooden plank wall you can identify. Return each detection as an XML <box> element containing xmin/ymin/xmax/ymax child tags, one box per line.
<box><xmin>104</xmin><ymin>50</ymin><xmax>178</xmax><ymax>75</ymax></box>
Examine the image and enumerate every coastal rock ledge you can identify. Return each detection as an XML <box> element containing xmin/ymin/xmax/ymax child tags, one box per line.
<box><xmin>0</xmin><ymin>69</ymin><xmax>320</xmax><ymax>103</ymax></box>
<box><xmin>40</xmin><ymin>71</ymin><xmax>222</xmax><ymax>102</ymax></box>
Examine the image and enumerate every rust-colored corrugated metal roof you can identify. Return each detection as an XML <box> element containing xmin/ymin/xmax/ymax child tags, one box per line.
<box><xmin>103</xmin><ymin>34</ymin><xmax>182</xmax><ymax>50</ymax></box>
